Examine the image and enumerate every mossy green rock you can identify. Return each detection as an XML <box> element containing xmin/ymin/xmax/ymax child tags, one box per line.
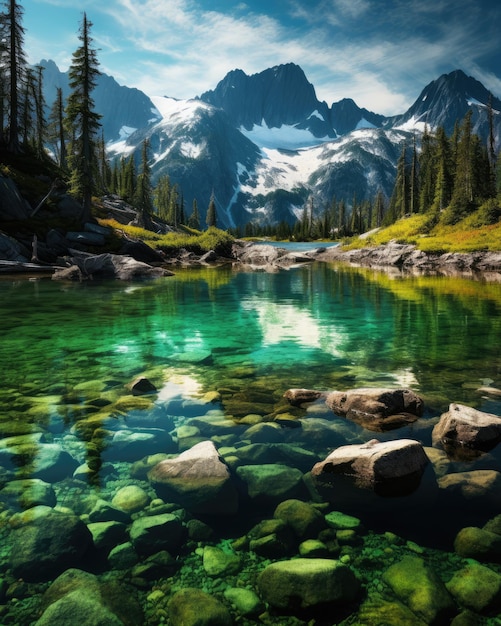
<box><xmin>454</xmin><ymin>526</ymin><xmax>501</xmax><ymax>562</ymax></box>
<box><xmin>382</xmin><ymin>555</ymin><xmax>455</xmax><ymax>624</ymax></box>
<box><xmin>202</xmin><ymin>545</ymin><xmax>242</xmax><ymax>577</ymax></box>
<box><xmin>325</xmin><ymin>510</ymin><xmax>363</xmax><ymax>532</ymax></box>
<box><xmin>111</xmin><ymin>485</ymin><xmax>151</xmax><ymax>514</ymax></box>
<box><xmin>257</xmin><ymin>557</ymin><xmax>360</xmax><ymax>609</ymax></box>
<box><xmin>224</xmin><ymin>587</ymin><xmax>264</xmax><ymax>616</ymax></box>
<box><xmin>273</xmin><ymin>498</ymin><xmax>326</xmax><ymax>539</ymax></box>
<box><xmin>446</xmin><ymin>562</ymin><xmax>501</xmax><ymax>613</ymax></box>
<box><xmin>168</xmin><ymin>587</ymin><xmax>233</xmax><ymax>626</ymax></box>
<box><xmin>130</xmin><ymin>513</ymin><xmax>186</xmax><ymax>556</ymax></box>
<box><xmin>236</xmin><ymin>463</ymin><xmax>307</xmax><ymax>505</ymax></box>
<box><xmin>355</xmin><ymin>595</ymin><xmax>427</xmax><ymax>625</ymax></box>
<box><xmin>1</xmin><ymin>478</ymin><xmax>56</xmax><ymax>510</ymax></box>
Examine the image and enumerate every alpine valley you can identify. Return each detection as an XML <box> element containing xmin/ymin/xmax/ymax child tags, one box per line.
<box><xmin>40</xmin><ymin>59</ymin><xmax>501</xmax><ymax>229</ymax></box>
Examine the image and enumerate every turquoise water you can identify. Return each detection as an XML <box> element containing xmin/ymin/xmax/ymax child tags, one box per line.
<box><xmin>1</xmin><ymin>263</ymin><xmax>501</xmax><ymax>624</ymax></box>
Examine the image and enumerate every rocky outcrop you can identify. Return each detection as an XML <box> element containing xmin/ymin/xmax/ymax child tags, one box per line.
<box><xmin>325</xmin><ymin>387</ymin><xmax>424</xmax><ymax>431</ymax></box>
<box><xmin>311</xmin><ymin>438</ymin><xmax>430</xmax><ymax>497</ymax></box>
<box><xmin>148</xmin><ymin>440</ymin><xmax>238</xmax><ymax>515</ymax></box>
<box><xmin>316</xmin><ymin>241</ymin><xmax>501</xmax><ymax>276</ymax></box>
<box><xmin>53</xmin><ymin>251</ymin><xmax>171</xmax><ymax>281</ymax></box>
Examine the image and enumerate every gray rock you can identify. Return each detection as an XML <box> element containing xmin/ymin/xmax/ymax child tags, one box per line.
<box><xmin>325</xmin><ymin>387</ymin><xmax>424</xmax><ymax>431</ymax></box>
<box><xmin>61</xmin><ymin>252</ymin><xmax>170</xmax><ymax>280</ymax></box>
<box><xmin>148</xmin><ymin>441</ymin><xmax>238</xmax><ymax>515</ymax></box>
<box><xmin>432</xmin><ymin>403</ymin><xmax>501</xmax><ymax>454</ymax></box>
<box><xmin>31</xmin><ymin>444</ymin><xmax>79</xmax><ymax>482</ymax></box>
<box><xmin>10</xmin><ymin>510</ymin><xmax>93</xmax><ymax>581</ymax></box>
<box><xmin>257</xmin><ymin>558</ymin><xmax>360</xmax><ymax>609</ymax></box>
<box><xmin>312</xmin><ymin>438</ymin><xmax>429</xmax><ymax>497</ymax></box>
<box><xmin>129</xmin><ymin>513</ymin><xmax>186</xmax><ymax>556</ymax></box>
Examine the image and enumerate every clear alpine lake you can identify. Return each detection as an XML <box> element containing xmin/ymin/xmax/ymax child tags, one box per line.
<box><xmin>1</xmin><ymin>260</ymin><xmax>501</xmax><ymax>624</ymax></box>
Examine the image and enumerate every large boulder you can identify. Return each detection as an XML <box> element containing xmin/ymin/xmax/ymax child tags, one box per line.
<box><xmin>446</xmin><ymin>562</ymin><xmax>501</xmax><ymax>613</ymax></box>
<box><xmin>273</xmin><ymin>499</ymin><xmax>326</xmax><ymax>540</ymax></box>
<box><xmin>311</xmin><ymin>438</ymin><xmax>429</xmax><ymax>497</ymax></box>
<box><xmin>148</xmin><ymin>441</ymin><xmax>238</xmax><ymax>515</ymax></box>
<box><xmin>1</xmin><ymin>478</ymin><xmax>56</xmax><ymax>510</ymax></box>
<box><xmin>257</xmin><ymin>558</ymin><xmax>360</xmax><ymax>609</ymax></box>
<box><xmin>432</xmin><ymin>403</ymin><xmax>501</xmax><ymax>455</ymax></box>
<box><xmin>454</xmin><ymin>526</ymin><xmax>501</xmax><ymax>562</ymax></box>
<box><xmin>10</xmin><ymin>510</ymin><xmax>93</xmax><ymax>581</ymax></box>
<box><xmin>325</xmin><ymin>387</ymin><xmax>424</xmax><ymax>431</ymax></box>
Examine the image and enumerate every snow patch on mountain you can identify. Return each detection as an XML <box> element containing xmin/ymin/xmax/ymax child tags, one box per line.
<box><xmin>151</xmin><ymin>95</ymin><xmax>212</xmax><ymax>127</ymax></box>
<box><xmin>240</xmin><ymin>121</ymin><xmax>331</xmax><ymax>150</ymax></box>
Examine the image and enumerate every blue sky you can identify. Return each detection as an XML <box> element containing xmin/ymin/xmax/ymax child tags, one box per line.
<box><xmin>24</xmin><ymin>0</ymin><xmax>501</xmax><ymax>115</ymax></box>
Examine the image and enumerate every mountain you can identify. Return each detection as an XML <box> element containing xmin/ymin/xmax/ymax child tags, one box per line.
<box><xmin>42</xmin><ymin>61</ymin><xmax>501</xmax><ymax>229</ymax></box>
<box><xmin>40</xmin><ymin>59</ymin><xmax>161</xmax><ymax>142</ymax></box>
<box><xmin>388</xmin><ymin>69</ymin><xmax>501</xmax><ymax>144</ymax></box>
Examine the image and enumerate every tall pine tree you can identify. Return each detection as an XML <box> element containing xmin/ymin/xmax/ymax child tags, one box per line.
<box><xmin>65</xmin><ymin>13</ymin><xmax>102</xmax><ymax>223</ymax></box>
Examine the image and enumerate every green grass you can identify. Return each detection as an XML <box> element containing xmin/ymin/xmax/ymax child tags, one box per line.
<box><xmin>98</xmin><ymin>219</ymin><xmax>235</xmax><ymax>257</ymax></box>
<box><xmin>346</xmin><ymin>208</ymin><xmax>501</xmax><ymax>253</ymax></box>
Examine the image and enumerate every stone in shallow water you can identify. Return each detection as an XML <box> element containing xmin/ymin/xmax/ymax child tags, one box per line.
<box><xmin>148</xmin><ymin>440</ymin><xmax>238</xmax><ymax>515</ymax></box>
<box><xmin>325</xmin><ymin>387</ymin><xmax>424</xmax><ymax>431</ymax></box>
<box><xmin>446</xmin><ymin>562</ymin><xmax>501</xmax><ymax>613</ymax></box>
<box><xmin>312</xmin><ymin>438</ymin><xmax>429</xmax><ymax>497</ymax></box>
<box><xmin>1</xmin><ymin>478</ymin><xmax>56</xmax><ymax>510</ymax></box>
<box><xmin>102</xmin><ymin>428</ymin><xmax>175</xmax><ymax>461</ymax></box>
<box><xmin>432</xmin><ymin>403</ymin><xmax>501</xmax><ymax>455</ymax></box>
<box><xmin>10</xmin><ymin>511</ymin><xmax>93</xmax><ymax>581</ymax></box>
<box><xmin>129</xmin><ymin>513</ymin><xmax>186</xmax><ymax>557</ymax></box>
<box><xmin>257</xmin><ymin>558</ymin><xmax>360</xmax><ymax>609</ymax></box>
<box><xmin>383</xmin><ymin>555</ymin><xmax>455</xmax><ymax>624</ymax></box>
<box><xmin>224</xmin><ymin>587</ymin><xmax>264</xmax><ymax>617</ymax></box>
<box><xmin>111</xmin><ymin>485</ymin><xmax>151</xmax><ymax>514</ymax></box>
<box><xmin>236</xmin><ymin>463</ymin><xmax>308</xmax><ymax>507</ymax></box>
<box><xmin>168</xmin><ymin>588</ymin><xmax>232</xmax><ymax>626</ymax></box>
<box><xmin>454</xmin><ymin>526</ymin><xmax>501</xmax><ymax>562</ymax></box>
<box><xmin>273</xmin><ymin>499</ymin><xmax>326</xmax><ymax>540</ymax></box>
<box><xmin>202</xmin><ymin>545</ymin><xmax>242</xmax><ymax>577</ymax></box>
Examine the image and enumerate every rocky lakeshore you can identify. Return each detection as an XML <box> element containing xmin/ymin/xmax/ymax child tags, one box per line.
<box><xmin>2</xmin><ymin>378</ymin><xmax>501</xmax><ymax>625</ymax></box>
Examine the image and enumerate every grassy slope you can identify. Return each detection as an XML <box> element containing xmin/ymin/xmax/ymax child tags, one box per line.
<box><xmin>345</xmin><ymin>210</ymin><xmax>501</xmax><ymax>253</ymax></box>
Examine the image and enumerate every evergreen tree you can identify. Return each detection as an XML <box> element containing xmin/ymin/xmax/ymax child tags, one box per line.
<box><xmin>134</xmin><ymin>138</ymin><xmax>153</xmax><ymax>221</ymax></box>
<box><xmin>409</xmin><ymin>136</ymin><xmax>419</xmax><ymax>214</ymax></box>
<box><xmin>188</xmin><ymin>198</ymin><xmax>201</xmax><ymax>230</ymax></box>
<box><xmin>418</xmin><ymin>125</ymin><xmax>436</xmax><ymax>213</ymax></box>
<box><xmin>47</xmin><ymin>86</ymin><xmax>67</xmax><ymax>169</ymax></box>
<box><xmin>0</xmin><ymin>0</ymin><xmax>26</xmax><ymax>152</ymax></box>
<box><xmin>386</xmin><ymin>144</ymin><xmax>409</xmax><ymax>224</ymax></box>
<box><xmin>65</xmin><ymin>13</ymin><xmax>102</xmax><ymax>222</ymax></box>
<box><xmin>430</xmin><ymin>126</ymin><xmax>453</xmax><ymax>216</ymax></box>
<box><xmin>33</xmin><ymin>65</ymin><xmax>46</xmax><ymax>158</ymax></box>
<box><xmin>206</xmin><ymin>192</ymin><xmax>217</xmax><ymax>228</ymax></box>
<box><xmin>373</xmin><ymin>190</ymin><xmax>385</xmax><ymax>227</ymax></box>
<box><xmin>154</xmin><ymin>174</ymin><xmax>172</xmax><ymax>221</ymax></box>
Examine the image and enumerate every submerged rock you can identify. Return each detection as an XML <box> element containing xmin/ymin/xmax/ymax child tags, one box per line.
<box><xmin>236</xmin><ymin>463</ymin><xmax>308</xmax><ymax>507</ymax></box>
<box><xmin>0</xmin><ymin>478</ymin><xmax>56</xmax><ymax>510</ymax></box>
<box><xmin>446</xmin><ymin>562</ymin><xmax>501</xmax><ymax>613</ymax></box>
<box><xmin>129</xmin><ymin>512</ymin><xmax>186</xmax><ymax>557</ymax></box>
<box><xmin>311</xmin><ymin>438</ymin><xmax>429</xmax><ymax>497</ymax></box>
<box><xmin>454</xmin><ymin>526</ymin><xmax>501</xmax><ymax>562</ymax></box>
<box><xmin>257</xmin><ymin>558</ymin><xmax>360</xmax><ymax>609</ymax></box>
<box><xmin>148</xmin><ymin>440</ymin><xmax>238</xmax><ymax>515</ymax></box>
<box><xmin>382</xmin><ymin>555</ymin><xmax>455</xmax><ymax>624</ymax></box>
<box><xmin>35</xmin><ymin>568</ymin><xmax>143</xmax><ymax>626</ymax></box>
<box><xmin>273</xmin><ymin>499</ymin><xmax>326</xmax><ymax>539</ymax></box>
<box><xmin>168</xmin><ymin>587</ymin><xmax>233</xmax><ymax>626</ymax></box>
<box><xmin>10</xmin><ymin>510</ymin><xmax>93</xmax><ymax>581</ymax></box>
<box><xmin>325</xmin><ymin>387</ymin><xmax>424</xmax><ymax>431</ymax></box>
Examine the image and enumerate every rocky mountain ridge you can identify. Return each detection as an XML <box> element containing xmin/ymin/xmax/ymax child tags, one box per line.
<box><xmin>42</xmin><ymin>62</ymin><xmax>501</xmax><ymax>228</ymax></box>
